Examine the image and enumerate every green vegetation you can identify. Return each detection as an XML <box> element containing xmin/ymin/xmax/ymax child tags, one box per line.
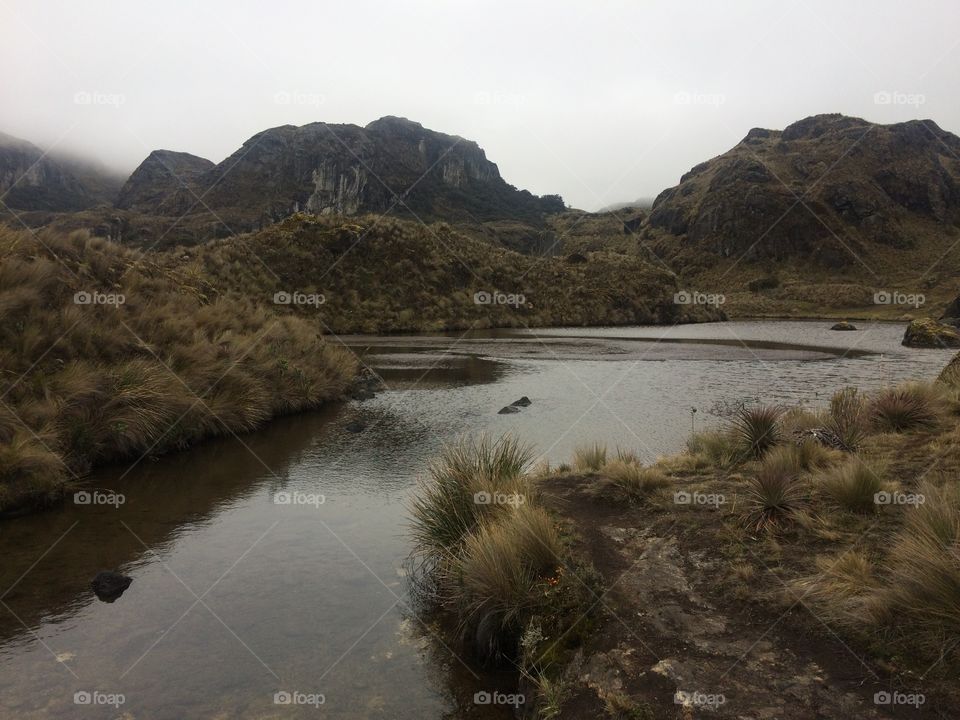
<box><xmin>820</xmin><ymin>458</ymin><xmax>885</xmax><ymax>514</ymax></box>
<box><xmin>869</xmin><ymin>382</ymin><xmax>943</xmax><ymax>432</ymax></box>
<box><xmin>0</xmin><ymin>225</ymin><xmax>357</xmax><ymax>513</ymax></box>
<box><xmin>730</xmin><ymin>405</ymin><xmax>783</xmax><ymax>459</ymax></box>
<box><xmin>410</xmin><ymin>434</ymin><xmax>600</xmax><ymax>677</ymax></box>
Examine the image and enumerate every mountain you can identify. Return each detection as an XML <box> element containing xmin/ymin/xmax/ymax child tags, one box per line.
<box><xmin>118</xmin><ymin>116</ymin><xmax>565</xmax><ymax>231</ymax></box>
<box><xmin>646</xmin><ymin>114</ymin><xmax>960</xmax><ymax>265</ymax></box>
<box><xmin>115</xmin><ymin>149</ymin><xmax>214</xmax><ymax>215</ymax></box>
<box><xmin>0</xmin><ymin>132</ymin><xmax>123</xmax><ymax>211</ymax></box>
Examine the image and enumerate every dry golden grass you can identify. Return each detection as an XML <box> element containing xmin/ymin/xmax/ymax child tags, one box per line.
<box><xmin>0</xmin><ymin>225</ymin><xmax>356</xmax><ymax>512</ymax></box>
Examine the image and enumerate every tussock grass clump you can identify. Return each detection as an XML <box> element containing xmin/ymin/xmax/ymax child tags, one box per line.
<box><xmin>410</xmin><ymin>435</ymin><xmax>534</xmax><ymax>561</ymax></box>
<box><xmin>820</xmin><ymin>459</ymin><xmax>885</xmax><ymax>514</ymax></box>
<box><xmin>828</xmin><ymin>386</ymin><xmax>867</xmax><ymax>450</ymax></box>
<box><xmin>598</xmin><ymin>459</ymin><xmax>669</xmax><ymax>501</ymax></box>
<box><xmin>764</xmin><ymin>440</ymin><xmax>841</xmax><ymax>476</ymax></box>
<box><xmin>875</xmin><ymin>482</ymin><xmax>960</xmax><ymax>653</ymax></box>
<box><xmin>792</xmin><ymin>551</ymin><xmax>879</xmax><ymax>626</ymax></box>
<box><xmin>572</xmin><ymin>443</ymin><xmax>607</xmax><ymax>473</ymax></box>
<box><xmin>801</xmin><ymin>482</ymin><xmax>960</xmax><ymax>659</ymax></box>
<box><xmin>742</xmin><ymin>452</ymin><xmax>806</xmax><ymax>532</ymax></box>
<box><xmin>869</xmin><ymin>382</ymin><xmax>943</xmax><ymax>433</ymax></box>
<box><xmin>450</xmin><ymin>506</ymin><xmax>561</xmax><ymax>657</ymax></box>
<box><xmin>730</xmin><ymin>405</ymin><xmax>783</xmax><ymax>459</ymax></box>
<box><xmin>687</xmin><ymin>430</ymin><xmax>740</xmax><ymax>468</ymax></box>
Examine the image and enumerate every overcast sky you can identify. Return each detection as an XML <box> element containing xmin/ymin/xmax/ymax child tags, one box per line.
<box><xmin>2</xmin><ymin>0</ymin><xmax>958</xmax><ymax>210</ymax></box>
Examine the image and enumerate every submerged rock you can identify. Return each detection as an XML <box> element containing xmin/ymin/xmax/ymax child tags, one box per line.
<box><xmin>498</xmin><ymin>405</ymin><xmax>520</xmax><ymax>415</ymax></box>
<box><xmin>345</xmin><ymin>420</ymin><xmax>367</xmax><ymax>433</ymax></box>
<box><xmin>830</xmin><ymin>321</ymin><xmax>857</xmax><ymax>331</ymax></box>
<box><xmin>91</xmin><ymin>571</ymin><xmax>132</xmax><ymax>603</ymax></box>
<box><xmin>510</xmin><ymin>396</ymin><xmax>532</xmax><ymax>407</ymax></box>
<box><xmin>902</xmin><ymin>318</ymin><xmax>960</xmax><ymax>348</ymax></box>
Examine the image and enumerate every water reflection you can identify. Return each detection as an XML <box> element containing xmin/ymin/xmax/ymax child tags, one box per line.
<box><xmin>0</xmin><ymin>320</ymin><xmax>949</xmax><ymax>718</ymax></box>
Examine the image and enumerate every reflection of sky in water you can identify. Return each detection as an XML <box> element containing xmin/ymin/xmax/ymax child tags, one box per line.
<box><xmin>0</xmin><ymin>321</ymin><xmax>947</xmax><ymax>718</ymax></box>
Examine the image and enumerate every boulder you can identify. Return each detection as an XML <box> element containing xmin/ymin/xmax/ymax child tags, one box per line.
<box><xmin>830</xmin><ymin>321</ymin><xmax>857</xmax><ymax>331</ymax></box>
<box><xmin>345</xmin><ymin>420</ymin><xmax>366</xmax><ymax>433</ymax></box>
<box><xmin>902</xmin><ymin>318</ymin><xmax>960</xmax><ymax>348</ymax></box>
<box><xmin>498</xmin><ymin>405</ymin><xmax>520</xmax><ymax>415</ymax></box>
<box><xmin>91</xmin><ymin>571</ymin><xmax>132</xmax><ymax>603</ymax></box>
<box><xmin>510</xmin><ymin>396</ymin><xmax>532</xmax><ymax>407</ymax></box>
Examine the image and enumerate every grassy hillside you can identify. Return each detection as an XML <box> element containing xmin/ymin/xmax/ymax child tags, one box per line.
<box><xmin>180</xmin><ymin>213</ymin><xmax>720</xmax><ymax>333</ymax></box>
<box><xmin>0</xmin><ymin>226</ymin><xmax>357</xmax><ymax>514</ymax></box>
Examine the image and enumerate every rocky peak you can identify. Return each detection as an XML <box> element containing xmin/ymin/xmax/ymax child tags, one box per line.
<box><xmin>116</xmin><ymin>117</ymin><xmax>560</xmax><ymax>230</ymax></box>
<box><xmin>649</xmin><ymin>114</ymin><xmax>960</xmax><ymax>265</ymax></box>
<box><xmin>115</xmin><ymin>149</ymin><xmax>214</xmax><ymax>215</ymax></box>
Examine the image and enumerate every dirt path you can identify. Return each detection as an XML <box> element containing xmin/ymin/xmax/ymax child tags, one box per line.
<box><xmin>541</xmin><ymin>474</ymin><xmax>948</xmax><ymax>719</ymax></box>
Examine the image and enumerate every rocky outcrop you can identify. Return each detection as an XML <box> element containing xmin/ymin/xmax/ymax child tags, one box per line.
<box><xmin>118</xmin><ymin>116</ymin><xmax>565</xmax><ymax>231</ymax></box>
<box><xmin>0</xmin><ymin>131</ymin><xmax>122</xmax><ymax>211</ymax></box>
<box><xmin>647</xmin><ymin>114</ymin><xmax>960</xmax><ymax>266</ymax></box>
<box><xmin>902</xmin><ymin>317</ymin><xmax>960</xmax><ymax>348</ymax></box>
<box><xmin>115</xmin><ymin>150</ymin><xmax>214</xmax><ymax>215</ymax></box>
<box><xmin>830</xmin><ymin>321</ymin><xmax>857</xmax><ymax>331</ymax></box>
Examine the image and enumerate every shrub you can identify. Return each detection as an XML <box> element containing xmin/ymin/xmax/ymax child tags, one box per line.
<box><xmin>869</xmin><ymin>383</ymin><xmax>942</xmax><ymax>433</ymax></box>
<box><xmin>730</xmin><ymin>405</ymin><xmax>782</xmax><ymax>459</ymax></box>
<box><xmin>572</xmin><ymin>443</ymin><xmax>607</xmax><ymax>472</ymax></box>
<box><xmin>792</xmin><ymin>551</ymin><xmax>879</xmax><ymax>626</ymax></box>
<box><xmin>820</xmin><ymin>459</ymin><xmax>884</xmax><ymax>513</ymax></box>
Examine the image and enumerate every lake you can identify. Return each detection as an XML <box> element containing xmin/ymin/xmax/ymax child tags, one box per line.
<box><xmin>0</xmin><ymin>320</ymin><xmax>949</xmax><ymax>718</ymax></box>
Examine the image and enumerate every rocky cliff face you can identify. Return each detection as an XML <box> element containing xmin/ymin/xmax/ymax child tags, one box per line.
<box><xmin>119</xmin><ymin>116</ymin><xmax>564</xmax><ymax>230</ymax></box>
<box><xmin>646</xmin><ymin>114</ymin><xmax>960</xmax><ymax>266</ymax></box>
<box><xmin>0</xmin><ymin>132</ymin><xmax>122</xmax><ymax>211</ymax></box>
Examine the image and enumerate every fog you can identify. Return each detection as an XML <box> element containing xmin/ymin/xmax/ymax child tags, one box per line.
<box><xmin>2</xmin><ymin>0</ymin><xmax>957</xmax><ymax>210</ymax></box>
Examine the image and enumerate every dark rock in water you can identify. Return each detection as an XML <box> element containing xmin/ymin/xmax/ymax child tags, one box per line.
<box><xmin>91</xmin><ymin>571</ymin><xmax>132</xmax><ymax>603</ymax></box>
<box><xmin>830</xmin><ymin>321</ymin><xmax>857</xmax><ymax>331</ymax></box>
<box><xmin>345</xmin><ymin>420</ymin><xmax>366</xmax><ymax>433</ymax></box>
<box><xmin>498</xmin><ymin>405</ymin><xmax>520</xmax><ymax>415</ymax></box>
<box><xmin>511</xmin><ymin>396</ymin><xmax>532</xmax><ymax>407</ymax></box>
<box><xmin>348</xmin><ymin>368</ymin><xmax>385</xmax><ymax>401</ymax></box>
<box><xmin>902</xmin><ymin>318</ymin><xmax>960</xmax><ymax>348</ymax></box>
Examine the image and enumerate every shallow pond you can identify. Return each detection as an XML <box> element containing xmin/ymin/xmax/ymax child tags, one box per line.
<box><xmin>0</xmin><ymin>320</ymin><xmax>949</xmax><ymax>718</ymax></box>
